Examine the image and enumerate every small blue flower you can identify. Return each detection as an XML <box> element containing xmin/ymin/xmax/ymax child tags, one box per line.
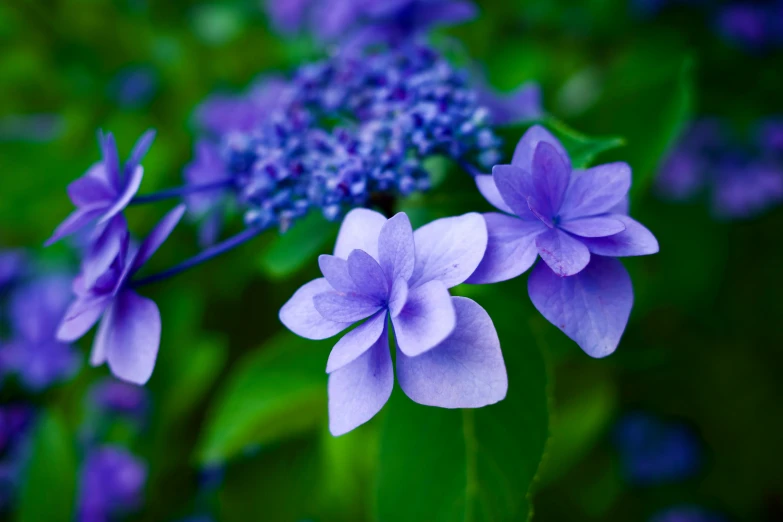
<box><xmin>78</xmin><ymin>445</ymin><xmax>147</xmax><ymax>521</ymax></box>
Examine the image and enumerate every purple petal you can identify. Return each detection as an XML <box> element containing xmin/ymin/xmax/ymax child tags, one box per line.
<box><xmin>90</xmin><ymin>312</ymin><xmax>112</xmax><ymax>366</ymax></box>
<box><xmin>45</xmin><ymin>204</ymin><xmax>105</xmax><ymax>246</ymax></box>
<box><xmin>579</xmin><ymin>215</ymin><xmax>659</xmax><ymax>257</ymax></box>
<box><xmin>125</xmin><ymin>129</ymin><xmax>156</xmax><ymax>176</ymax></box>
<box><xmin>318</xmin><ymin>255</ymin><xmax>359</xmax><ymax>293</ymax></box>
<box><xmin>100</xmin><ymin>131</ymin><xmax>122</xmax><ymax>190</ymax></box>
<box><xmin>333</xmin><ymin>208</ymin><xmax>387</xmax><ymax>260</ymax></box>
<box><xmin>387</xmin><ymin>277</ymin><xmax>408</xmax><ymax>318</ymax></box>
<box><xmin>408</xmin><ymin>213</ymin><xmax>488</xmax><ymax>289</ymax></box>
<box><xmin>327</xmin><ymin>321</ymin><xmax>393</xmax><ymax>436</ymax></box>
<box><xmin>127</xmin><ymin>204</ymin><xmax>186</xmax><ymax>277</ymax></box>
<box><xmin>492</xmin><ymin>165</ymin><xmax>538</xmax><ymax>220</ymax></box>
<box><xmin>314</xmin><ymin>290</ymin><xmax>383</xmax><ymax>323</ymax></box>
<box><xmin>67</xmin><ymin>172</ymin><xmax>114</xmax><ymax>207</ymax></box>
<box><xmin>559</xmin><ymin>216</ymin><xmax>626</xmax><ymax>238</ymax></box>
<box><xmin>396</xmin><ymin>296</ymin><xmax>507</xmax><ymax>408</ymax></box>
<box><xmin>560</xmin><ymin>163</ymin><xmax>632</xmax><ymax>220</ymax></box>
<box><xmin>528</xmin><ymin>257</ymin><xmax>633</xmax><ymax>358</ymax></box>
<box><xmin>105</xmin><ymin>290</ymin><xmax>161</xmax><ymax>384</ymax></box>
<box><xmin>347</xmin><ymin>249</ymin><xmax>389</xmax><ymax>301</ymax></box>
<box><xmin>56</xmin><ymin>296</ymin><xmax>110</xmax><ymax>342</ymax></box>
<box><xmin>378</xmin><ymin>213</ymin><xmax>415</xmax><ymax>283</ymax></box>
<box><xmin>535</xmin><ymin>228</ymin><xmax>590</xmax><ymax>277</ymax></box>
<box><xmin>511</xmin><ymin>125</ymin><xmax>571</xmax><ymax>172</ymax></box>
<box><xmin>391</xmin><ymin>280</ymin><xmax>455</xmax><ymax>357</ymax></box>
<box><xmin>479</xmin><ymin>82</ymin><xmax>543</xmax><ymax>126</ymax></box>
<box><xmin>279</xmin><ymin>278</ymin><xmax>353</xmax><ymax>340</ymax></box>
<box><xmin>466</xmin><ymin>213</ymin><xmax>546</xmax><ymax>284</ymax></box>
<box><xmin>97</xmin><ymin>165</ymin><xmax>144</xmax><ymax>225</ymax></box>
<box><xmin>531</xmin><ymin>141</ymin><xmax>571</xmax><ymax>217</ymax></box>
<box><xmin>326</xmin><ymin>311</ymin><xmax>387</xmax><ymax>373</ymax></box>
<box><xmin>475</xmin><ymin>174</ymin><xmax>514</xmax><ymax>214</ymax></box>
<box><xmin>83</xmin><ymin>215</ymin><xmax>128</xmax><ymax>289</ymax></box>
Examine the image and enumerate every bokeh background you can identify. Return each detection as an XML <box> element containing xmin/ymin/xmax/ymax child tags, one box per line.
<box><xmin>1</xmin><ymin>0</ymin><xmax>782</xmax><ymax>521</ymax></box>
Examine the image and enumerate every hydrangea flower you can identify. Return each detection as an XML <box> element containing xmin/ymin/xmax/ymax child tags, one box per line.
<box><xmin>280</xmin><ymin>209</ymin><xmax>507</xmax><ymax>435</ymax></box>
<box><xmin>55</xmin><ymin>205</ymin><xmax>186</xmax><ymax>385</ymax></box>
<box><xmin>46</xmin><ymin>129</ymin><xmax>155</xmax><ymax>246</ymax></box>
<box><xmin>614</xmin><ymin>413</ymin><xmax>701</xmax><ymax>485</ymax></box>
<box><xmin>78</xmin><ymin>445</ymin><xmax>147</xmax><ymax>522</ymax></box>
<box><xmin>0</xmin><ymin>274</ymin><xmax>80</xmax><ymax>391</ymax></box>
<box><xmin>467</xmin><ymin>125</ymin><xmax>659</xmax><ymax>357</ymax></box>
<box><xmin>650</xmin><ymin>505</ymin><xmax>727</xmax><ymax>522</ymax></box>
<box><xmin>195</xmin><ymin>75</ymin><xmax>287</xmax><ymax>136</ymax></box>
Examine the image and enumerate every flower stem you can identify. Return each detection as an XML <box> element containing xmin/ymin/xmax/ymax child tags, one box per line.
<box><xmin>130</xmin><ymin>179</ymin><xmax>234</xmax><ymax>205</ymax></box>
<box><xmin>129</xmin><ymin>226</ymin><xmax>265</xmax><ymax>288</ymax></box>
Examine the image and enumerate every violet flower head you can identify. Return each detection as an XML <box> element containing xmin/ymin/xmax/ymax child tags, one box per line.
<box><xmin>55</xmin><ymin>205</ymin><xmax>186</xmax><ymax>385</ymax></box>
<box><xmin>614</xmin><ymin>413</ymin><xmax>701</xmax><ymax>485</ymax></box>
<box><xmin>650</xmin><ymin>505</ymin><xmax>727</xmax><ymax>522</ymax></box>
<box><xmin>46</xmin><ymin>129</ymin><xmax>155</xmax><ymax>247</ymax></box>
<box><xmin>280</xmin><ymin>209</ymin><xmax>507</xmax><ymax>435</ymax></box>
<box><xmin>468</xmin><ymin>125</ymin><xmax>659</xmax><ymax>357</ymax></box>
<box><xmin>78</xmin><ymin>445</ymin><xmax>147</xmax><ymax>522</ymax></box>
<box><xmin>0</xmin><ymin>274</ymin><xmax>80</xmax><ymax>391</ymax></box>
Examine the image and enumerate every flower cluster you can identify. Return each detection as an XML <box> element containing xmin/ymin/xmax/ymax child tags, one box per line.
<box><xmin>281</xmin><ymin>209</ymin><xmax>507</xmax><ymax>435</ymax></box>
<box><xmin>187</xmin><ymin>42</ymin><xmax>502</xmax><ymax>235</ymax></box>
<box><xmin>656</xmin><ymin>118</ymin><xmax>783</xmax><ymax>219</ymax></box>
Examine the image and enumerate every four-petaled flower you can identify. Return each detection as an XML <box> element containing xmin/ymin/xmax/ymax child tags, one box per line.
<box><xmin>280</xmin><ymin>209</ymin><xmax>508</xmax><ymax>435</ymax></box>
<box><xmin>56</xmin><ymin>205</ymin><xmax>185</xmax><ymax>385</ymax></box>
<box><xmin>468</xmin><ymin>125</ymin><xmax>659</xmax><ymax>357</ymax></box>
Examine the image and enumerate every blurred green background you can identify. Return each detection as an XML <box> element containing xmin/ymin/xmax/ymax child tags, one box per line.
<box><xmin>1</xmin><ymin>0</ymin><xmax>782</xmax><ymax>521</ymax></box>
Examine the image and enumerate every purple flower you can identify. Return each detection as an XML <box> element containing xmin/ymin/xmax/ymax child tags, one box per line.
<box><xmin>46</xmin><ymin>129</ymin><xmax>156</xmax><ymax>246</ymax></box>
<box><xmin>183</xmin><ymin>140</ymin><xmax>229</xmax><ymax>246</ymax></box>
<box><xmin>280</xmin><ymin>209</ymin><xmax>507</xmax><ymax>435</ymax></box>
<box><xmin>0</xmin><ymin>250</ymin><xmax>26</xmax><ymax>289</ymax></box>
<box><xmin>264</xmin><ymin>0</ymin><xmax>314</xmax><ymax>34</ymax></box>
<box><xmin>89</xmin><ymin>377</ymin><xmax>149</xmax><ymax>420</ymax></box>
<box><xmin>477</xmin><ymin>80</ymin><xmax>543</xmax><ymax>126</ymax></box>
<box><xmin>757</xmin><ymin>117</ymin><xmax>783</xmax><ymax>156</ymax></box>
<box><xmin>0</xmin><ymin>274</ymin><xmax>80</xmax><ymax>391</ymax></box>
<box><xmin>195</xmin><ymin>76</ymin><xmax>287</xmax><ymax>136</ymax></box>
<box><xmin>78</xmin><ymin>445</ymin><xmax>147</xmax><ymax>521</ymax></box>
<box><xmin>55</xmin><ymin>205</ymin><xmax>186</xmax><ymax>385</ymax></box>
<box><xmin>650</xmin><ymin>505</ymin><xmax>727</xmax><ymax>522</ymax></box>
<box><xmin>467</xmin><ymin>125</ymin><xmax>659</xmax><ymax>357</ymax></box>
<box><xmin>110</xmin><ymin>66</ymin><xmax>158</xmax><ymax>109</ymax></box>
<box><xmin>614</xmin><ymin>413</ymin><xmax>701</xmax><ymax>485</ymax></box>
<box><xmin>716</xmin><ymin>4</ymin><xmax>771</xmax><ymax>51</ymax></box>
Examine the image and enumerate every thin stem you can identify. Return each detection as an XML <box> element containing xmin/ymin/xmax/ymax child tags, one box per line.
<box><xmin>129</xmin><ymin>226</ymin><xmax>265</xmax><ymax>288</ymax></box>
<box><xmin>130</xmin><ymin>179</ymin><xmax>234</xmax><ymax>205</ymax></box>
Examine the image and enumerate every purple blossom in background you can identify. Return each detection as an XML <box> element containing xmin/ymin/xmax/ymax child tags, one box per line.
<box><xmin>716</xmin><ymin>3</ymin><xmax>774</xmax><ymax>51</ymax></box>
<box><xmin>78</xmin><ymin>445</ymin><xmax>147</xmax><ymax>522</ymax></box>
<box><xmin>55</xmin><ymin>205</ymin><xmax>186</xmax><ymax>385</ymax></box>
<box><xmin>89</xmin><ymin>377</ymin><xmax>150</xmax><ymax>420</ymax></box>
<box><xmin>0</xmin><ymin>250</ymin><xmax>26</xmax><ymax>289</ymax></box>
<box><xmin>614</xmin><ymin>412</ymin><xmax>701</xmax><ymax>485</ymax></box>
<box><xmin>757</xmin><ymin>117</ymin><xmax>783</xmax><ymax>156</ymax></box>
<box><xmin>477</xmin><ymin>80</ymin><xmax>544</xmax><ymax>126</ymax></box>
<box><xmin>0</xmin><ymin>274</ymin><xmax>80</xmax><ymax>391</ymax></box>
<box><xmin>468</xmin><ymin>125</ymin><xmax>659</xmax><ymax>357</ymax></box>
<box><xmin>280</xmin><ymin>209</ymin><xmax>507</xmax><ymax>435</ymax></box>
<box><xmin>264</xmin><ymin>0</ymin><xmax>313</xmax><ymax>34</ymax></box>
<box><xmin>46</xmin><ymin>129</ymin><xmax>155</xmax><ymax>248</ymax></box>
<box><xmin>195</xmin><ymin>76</ymin><xmax>287</xmax><ymax>136</ymax></box>
<box><xmin>0</xmin><ymin>405</ymin><xmax>34</xmax><ymax>511</ymax></box>
<box><xmin>650</xmin><ymin>505</ymin><xmax>728</xmax><ymax>522</ymax></box>
<box><xmin>110</xmin><ymin>66</ymin><xmax>158</xmax><ymax>108</ymax></box>
<box><xmin>183</xmin><ymin>140</ymin><xmax>230</xmax><ymax>246</ymax></box>
<box><xmin>188</xmin><ymin>43</ymin><xmax>500</xmax><ymax>233</ymax></box>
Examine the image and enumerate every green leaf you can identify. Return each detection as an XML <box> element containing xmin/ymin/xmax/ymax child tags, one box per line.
<box><xmin>258</xmin><ymin>212</ymin><xmax>340</xmax><ymax>280</ymax></box>
<box><xmin>196</xmin><ymin>331</ymin><xmax>331</xmax><ymax>465</ymax></box>
<box><xmin>376</xmin><ymin>284</ymin><xmax>550</xmax><ymax>522</ymax></box>
<box><xmin>17</xmin><ymin>410</ymin><xmax>77</xmax><ymax>522</ymax></box>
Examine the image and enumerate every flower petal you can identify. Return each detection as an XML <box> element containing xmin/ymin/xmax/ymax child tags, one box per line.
<box><xmin>475</xmin><ymin>174</ymin><xmax>514</xmax><ymax>214</ymax></box>
<box><xmin>528</xmin><ymin>256</ymin><xmax>633</xmax><ymax>358</ymax></box>
<box><xmin>326</xmin><ymin>311</ymin><xmax>387</xmax><ymax>373</ymax></box>
<box><xmin>328</xmin><ymin>321</ymin><xmax>393</xmax><ymax>436</ymax></box>
<box><xmin>511</xmin><ymin>124</ymin><xmax>571</xmax><ymax>172</ymax></box>
<box><xmin>559</xmin><ymin>216</ymin><xmax>626</xmax><ymax>238</ymax></box>
<box><xmin>467</xmin><ymin>213</ymin><xmax>545</xmax><ymax>284</ymax></box>
<box><xmin>279</xmin><ymin>278</ymin><xmax>353</xmax><ymax>339</ymax></box>
<box><xmin>105</xmin><ymin>290</ymin><xmax>161</xmax><ymax>384</ymax></box>
<box><xmin>56</xmin><ymin>296</ymin><xmax>110</xmax><ymax>342</ymax></box>
<box><xmin>492</xmin><ymin>165</ymin><xmax>538</xmax><ymax>220</ymax></box>
<box><xmin>125</xmin><ymin>129</ymin><xmax>156</xmax><ymax>176</ymax></box>
<box><xmin>67</xmin><ymin>171</ymin><xmax>114</xmax><ymax>207</ymax></box>
<box><xmin>99</xmin><ymin>131</ymin><xmax>122</xmax><ymax>190</ymax></box>
<box><xmin>314</xmin><ymin>290</ymin><xmax>382</xmax><ymax>323</ymax></box>
<box><xmin>579</xmin><ymin>215</ymin><xmax>659</xmax><ymax>257</ymax></box>
<box><xmin>90</xmin><ymin>311</ymin><xmax>112</xmax><ymax>366</ymax></box>
<box><xmin>346</xmin><ymin>249</ymin><xmax>389</xmax><ymax>301</ymax></box>
<box><xmin>408</xmin><ymin>213</ymin><xmax>488</xmax><ymax>289</ymax></box>
<box><xmin>83</xmin><ymin>215</ymin><xmax>128</xmax><ymax>289</ymax></box>
<box><xmin>45</xmin><ymin>204</ymin><xmax>105</xmax><ymax>246</ymax></box>
<box><xmin>387</xmin><ymin>277</ymin><xmax>408</xmax><ymax>318</ymax></box>
<box><xmin>333</xmin><ymin>208</ymin><xmax>387</xmax><ymax>260</ymax></box>
<box><xmin>535</xmin><ymin>228</ymin><xmax>591</xmax><ymax>277</ymax></box>
<box><xmin>560</xmin><ymin>163</ymin><xmax>632</xmax><ymax>220</ymax></box>
<box><xmin>396</xmin><ymin>297</ymin><xmax>507</xmax><ymax>408</ymax></box>
<box><xmin>531</xmin><ymin>141</ymin><xmax>571</xmax><ymax>217</ymax></box>
<box><xmin>391</xmin><ymin>280</ymin><xmax>455</xmax><ymax>357</ymax></box>
<box><xmin>378</xmin><ymin>213</ymin><xmax>415</xmax><ymax>283</ymax></box>
<box><xmin>97</xmin><ymin>165</ymin><xmax>144</xmax><ymax>224</ymax></box>
<box><xmin>318</xmin><ymin>254</ymin><xmax>359</xmax><ymax>293</ymax></box>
